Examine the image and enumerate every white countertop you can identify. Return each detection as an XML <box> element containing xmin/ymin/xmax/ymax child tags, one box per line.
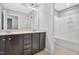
<box><xmin>0</xmin><ymin>30</ymin><xmax>46</xmax><ymax>36</ymax></box>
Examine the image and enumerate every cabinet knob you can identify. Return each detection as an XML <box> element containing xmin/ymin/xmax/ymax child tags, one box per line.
<box><xmin>2</xmin><ymin>39</ymin><xmax>5</xmax><ymax>41</ymax></box>
<box><xmin>8</xmin><ymin>38</ymin><xmax>12</xmax><ymax>40</ymax></box>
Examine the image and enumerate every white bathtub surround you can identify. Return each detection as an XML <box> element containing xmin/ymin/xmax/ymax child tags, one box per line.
<box><xmin>55</xmin><ymin>44</ymin><xmax>79</xmax><ymax>55</ymax></box>
<box><xmin>55</xmin><ymin>37</ymin><xmax>79</xmax><ymax>54</ymax></box>
<box><xmin>54</xmin><ymin>6</ymin><xmax>79</xmax><ymax>55</ymax></box>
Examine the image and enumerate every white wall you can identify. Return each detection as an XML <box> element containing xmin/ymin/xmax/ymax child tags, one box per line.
<box><xmin>39</xmin><ymin>3</ymin><xmax>55</xmax><ymax>54</ymax></box>
<box><xmin>12</xmin><ymin>16</ymin><xmax>18</xmax><ymax>29</ymax></box>
<box><xmin>55</xmin><ymin>13</ymin><xmax>79</xmax><ymax>43</ymax></box>
<box><xmin>29</xmin><ymin>10</ymin><xmax>39</xmax><ymax>30</ymax></box>
<box><xmin>3</xmin><ymin>9</ymin><xmax>31</xmax><ymax>30</ymax></box>
<box><xmin>55</xmin><ymin>3</ymin><xmax>78</xmax><ymax>11</ymax></box>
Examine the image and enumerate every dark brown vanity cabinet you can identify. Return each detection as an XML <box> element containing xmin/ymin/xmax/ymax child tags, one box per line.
<box><xmin>32</xmin><ymin>32</ymin><xmax>46</xmax><ymax>54</ymax></box>
<box><xmin>23</xmin><ymin>34</ymin><xmax>32</xmax><ymax>55</ymax></box>
<box><xmin>0</xmin><ymin>32</ymin><xmax>46</xmax><ymax>55</ymax></box>
<box><xmin>32</xmin><ymin>33</ymin><xmax>40</xmax><ymax>54</ymax></box>
<box><xmin>0</xmin><ymin>36</ymin><xmax>6</xmax><ymax>55</ymax></box>
<box><xmin>0</xmin><ymin>35</ymin><xmax>23</xmax><ymax>55</ymax></box>
<box><xmin>39</xmin><ymin>32</ymin><xmax>46</xmax><ymax>50</ymax></box>
<box><xmin>6</xmin><ymin>35</ymin><xmax>23</xmax><ymax>55</ymax></box>
<box><xmin>5</xmin><ymin>35</ymin><xmax>14</xmax><ymax>55</ymax></box>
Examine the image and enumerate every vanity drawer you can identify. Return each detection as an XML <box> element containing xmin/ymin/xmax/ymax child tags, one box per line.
<box><xmin>24</xmin><ymin>34</ymin><xmax>32</xmax><ymax>40</ymax></box>
<box><xmin>24</xmin><ymin>48</ymin><xmax>31</xmax><ymax>55</ymax></box>
<box><xmin>24</xmin><ymin>44</ymin><xmax>31</xmax><ymax>49</ymax></box>
<box><xmin>24</xmin><ymin>39</ymin><xmax>31</xmax><ymax>44</ymax></box>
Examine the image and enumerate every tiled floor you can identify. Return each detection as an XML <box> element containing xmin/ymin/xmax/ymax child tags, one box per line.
<box><xmin>35</xmin><ymin>50</ymin><xmax>48</xmax><ymax>55</ymax></box>
<box><xmin>35</xmin><ymin>44</ymin><xmax>79</xmax><ymax>55</ymax></box>
<box><xmin>54</xmin><ymin>44</ymin><xmax>79</xmax><ymax>55</ymax></box>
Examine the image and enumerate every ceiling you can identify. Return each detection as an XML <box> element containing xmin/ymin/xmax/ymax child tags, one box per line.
<box><xmin>2</xmin><ymin>3</ymin><xmax>32</xmax><ymax>14</ymax></box>
<box><xmin>2</xmin><ymin>3</ymin><xmax>78</xmax><ymax>14</ymax></box>
<box><xmin>54</xmin><ymin>3</ymin><xmax>79</xmax><ymax>11</ymax></box>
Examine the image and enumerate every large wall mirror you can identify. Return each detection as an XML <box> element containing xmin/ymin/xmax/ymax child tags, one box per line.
<box><xmin>1</xmin><ymin>10</ymin><xmax>19</xmax><ymax>30</ymax></box>
<box><xmin>0</xmin><ymin>3</ymin><xmax>40</xmax><ymax>31</ymax></box>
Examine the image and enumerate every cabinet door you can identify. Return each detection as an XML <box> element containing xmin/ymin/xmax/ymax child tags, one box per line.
<box><xmin>0</xmin><ymin>36</ymin><xmax>6</xmax><ymax>55</ymax></box>
<box><xmin>39</xmin><ymin>32</ymin><xmax>46</xmax><ymax>50</ymax></box>
<box><xmin>32</xmin><ymin>33</ymin><xmax>39</xmax><ymax>54</ymax></box>
<box><xmin>6</xmin><ymin>35</ymin><xmax>15</xmax><ymax>55</ymax></box>
<box><xmin>13</xmin><ymin>35</ymin><xmax>23</xmax><ymax>55</ymax></box>
<box><xmin>6</xmin><ymin>35</ymin><xmax>23</xmax><ymax>55</ymax></box>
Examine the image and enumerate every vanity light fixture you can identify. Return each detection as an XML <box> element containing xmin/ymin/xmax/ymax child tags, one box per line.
<box><xmin>27</xmin><ymin>3</ymin><xmax>40</xmax><ymax>10</ymax></box>
<box><xmin>21</xmin><ymin>3</ymin><xmax>40</xmax><ymax>10</ymax></box>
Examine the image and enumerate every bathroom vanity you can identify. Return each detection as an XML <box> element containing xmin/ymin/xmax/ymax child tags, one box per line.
<box><xmin>0</xmin><ymin>31</ymin><xmax>46</xmax><ymax>55</ymax></box>
<box><xmin>0</xmin><ymin>3</ymin><xmax>46</xmax><ymax>55</ymax></box>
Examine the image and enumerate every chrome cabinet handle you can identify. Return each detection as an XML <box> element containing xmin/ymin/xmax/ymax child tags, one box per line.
<box><xmin>2</xmin><ymin>39</ymin><xmax>5</xmax><ymax>41</ymax></box>
<box><xmin>8</xmin><ymin>38</ymin><xmax>12</xmax><ymax>40</ymax></box>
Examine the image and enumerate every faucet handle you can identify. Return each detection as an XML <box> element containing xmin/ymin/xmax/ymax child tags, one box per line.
<box><xmin>2</xmin><ymin>39</ymin><xmax>5</xmax><ymax>41</ymax></box>
<box><xmin>8</xmin><ymin>38</ymin><xmax>12</xmax><ymax>40</ymax></box>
